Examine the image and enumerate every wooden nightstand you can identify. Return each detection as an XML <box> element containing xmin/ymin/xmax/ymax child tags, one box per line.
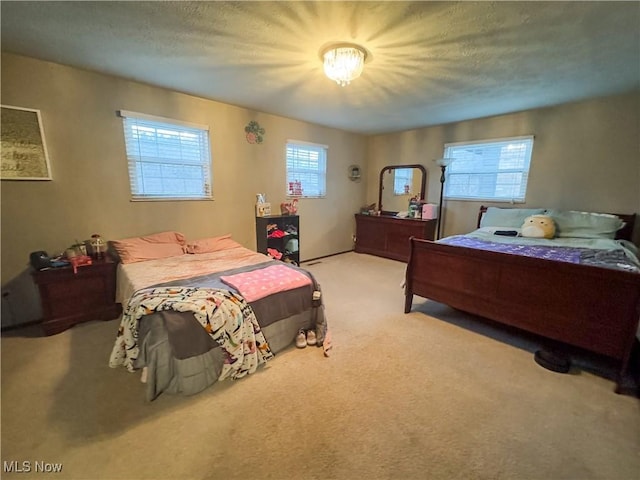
<box><xmin>32</xmin><ymin>256</ymin><xmax>122</xmax><ymax>335</ymax></box>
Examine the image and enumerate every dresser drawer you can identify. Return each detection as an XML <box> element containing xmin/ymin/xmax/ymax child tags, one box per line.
<box><xmin>46</xmin><ymin>275</ymin><xmax>105</xmax><ymax>299</ymax></box>
<box><xmin>48</xmin><ymin>291</ymin><xmax>106</xmax><ymax>319</ymax></box>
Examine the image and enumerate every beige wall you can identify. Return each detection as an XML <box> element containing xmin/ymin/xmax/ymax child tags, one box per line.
<box><xmin>366</xmin><ymin>91</ymin><xmax>640</xmax><ymax>240</ymax></box>
<box><xmin>1</xmin><ymin>53</ymin><xmax>367</xmax><ymax>326</ymax></box>
<box><xmin>3</xmin><ymin>52</ymin><xmax>639</xmax><ymax>327</ymax></box>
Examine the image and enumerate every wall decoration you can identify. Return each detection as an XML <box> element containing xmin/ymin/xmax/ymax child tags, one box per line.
<box><xmin>348</xmin><ymin>164</ymin><xmax>361</xmax><ymax>181</ymax></box>
<box><xmin>244</xmin><ymin>120</ymin><xmax>265</xmax><ymax>144</ymax></box>
<box><xmin>1</xmin><ymin>105</ymin><xmax>52</xmax><ymax>180</ymax></box>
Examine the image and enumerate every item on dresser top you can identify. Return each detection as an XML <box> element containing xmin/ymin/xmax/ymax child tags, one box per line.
<box><xmin>69</xmin><ymin>255</ymin><xmax>93</xmax><ymax>274</ymax></box>
<box><xmin>408</xmin><ymin>196</ymin><xmax>421</xmax><ymax>218</ymax></box>
<box><xmin>90</xmin><ymin>234</ymin><xmax>107</xmax><ymax>259</ymax></box>
<box><xmin>422</xmin><ymin>203</ymin><xmax>438</xmax><ymax>220</ymax></box>
<box><xmin>359</xmin><ymin>203</ymin><xmax>377</xmax><ymax>215</ymax></box>
<box><xmin>67</xmin><ymin>242</ymin><xmax>87</xmax><ymax>258</ymax></box>
<box><xmin>30</xmin><ymin>251</ymin><xmax>69</xmax><ymax>270</ymax></box>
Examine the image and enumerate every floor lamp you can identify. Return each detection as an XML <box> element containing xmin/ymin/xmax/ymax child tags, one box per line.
<box><xmin>434</xmin><ymin>158</ymin><xmax>455</xmax><ymax>240</ymax></box>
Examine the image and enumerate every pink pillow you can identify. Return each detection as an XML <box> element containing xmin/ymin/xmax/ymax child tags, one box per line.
<box><xmin>186</xmin><ymin>234</ymin><xmax>242</xmax><ymax>254</ymax></box>
<box><xmin>111</xmin><ymin>231</ymin><xmax>187</xmax><ymax>264</ymax></box>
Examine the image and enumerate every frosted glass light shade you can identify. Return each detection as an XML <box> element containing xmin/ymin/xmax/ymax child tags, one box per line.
<box><xmin>435</xmin><ymin>158</ymin><xmax>455</xmax><ymax>167</ymax></box>
<box><xmin>322</xmin><ymin>44</ymin><xmax>367</xmax><ymax>87</ymax></box>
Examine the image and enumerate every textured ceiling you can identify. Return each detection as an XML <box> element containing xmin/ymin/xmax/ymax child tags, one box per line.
<box><xmin>1</xmin><ymin>1</ymin><xmax>638</xmax><ymax>134</ymax></box>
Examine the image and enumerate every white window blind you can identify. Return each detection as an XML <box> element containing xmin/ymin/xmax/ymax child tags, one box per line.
<box><xmin>444</xmin><ymin>135</ymin><xmax>534</xmax><ymax>202</ymax></box>
<box><xmin>120</xmin><ymin>110</ymin><xmax>212</xmax><ymax>200</ymax></box>
<box><xmin>393</xmin><ymin>168</ymin><xmax>414</xmax><ymax>195</ymax></box>
<box><xmin>285</xmin><ymin>141</ymin><xmax>327</xmax><ymax>198</ymax></box>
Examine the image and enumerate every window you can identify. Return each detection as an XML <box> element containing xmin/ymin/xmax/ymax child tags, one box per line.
<box><xmin>393</xmin><ymin>168</ymin><xmax>414</xmax><ymax>195</ymax></box>
<box><xmin>119</xmin><ymin>110</ymin><xmax>212</xmax><ymax>200</ymax></box>
<box><xmin>285</xmin><ymin>140</ymin><xmax>327</xmax><ymax>198</ymax></box>
<box><xmin>444</xmin><ymin>135</ymin><xmax>534</xmax><ymax>202</ymax></box>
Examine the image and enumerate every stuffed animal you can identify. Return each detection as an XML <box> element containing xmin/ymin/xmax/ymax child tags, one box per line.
<box><xmin>521</xmin><ymin>215</ymin><xmax>556</xmax><ymax>239</ymax></box>
<box><xmin>280</xmin><ymin>199</ymin><xmax>298</xmax><ymax>215</ymax></box>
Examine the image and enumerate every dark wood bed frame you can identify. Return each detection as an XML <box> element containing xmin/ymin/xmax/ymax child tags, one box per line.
<box><xmin>404</xmin><ymin>206</ymin><xmax>640</xmax><ymax>393</ymax></box>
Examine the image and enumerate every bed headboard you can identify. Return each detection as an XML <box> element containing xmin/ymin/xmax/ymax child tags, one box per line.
<box><xmin>477</xmin><ymin>206</ymin><xmax>636</xmax><ymax>241</ymax></box>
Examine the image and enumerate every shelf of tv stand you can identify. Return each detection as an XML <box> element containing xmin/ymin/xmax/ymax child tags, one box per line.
<box><xmin>256</xmin><ymin>214</ymin><xmax>300</xmax><ymax>265</ymax></box>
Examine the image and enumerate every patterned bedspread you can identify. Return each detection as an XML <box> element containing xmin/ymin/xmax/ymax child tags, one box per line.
<box><xmin>441</xmin><ymin>235</ymin><xmax>640</xmax><ymax>273</ymax></box>
<box><xmin>109</xmin><ymin>287</ymin><xmax>274</xmax><ymax>380</ymax></box>
<box><xmin>115</xmin><ymin>246</ymin><xmax>272</xmax><ymax>305</ymax></box>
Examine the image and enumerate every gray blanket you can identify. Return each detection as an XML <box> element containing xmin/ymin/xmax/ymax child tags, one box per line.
<box><xmin>134</xmin><ymin>260</ymin><xmax>326</xmax><ymax>400</ymax></box>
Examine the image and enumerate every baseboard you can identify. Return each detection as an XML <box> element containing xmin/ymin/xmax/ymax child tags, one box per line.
<box><xmin>301</xmin><ymin>250</ymin><xmax>354</xmax><ymax>264</ymax></box>
<box><xmin>1</xmin><ymin>319</ymin><xmax>41</xmax><ymax>333</ymax></box>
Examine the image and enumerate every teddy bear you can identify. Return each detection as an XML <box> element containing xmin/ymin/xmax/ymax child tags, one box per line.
<box><xmin>521</xmin><ymin>214</ymin><xmax>556</xmax><ymax>239</ymax></box>
<box><xmin>280</xmin><ymin>198</ymin><xmax>298</xmax><ymax>215</ymax></box>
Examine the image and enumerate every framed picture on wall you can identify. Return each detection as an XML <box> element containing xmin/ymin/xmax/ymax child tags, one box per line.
<box><xmin>1</xmin><ymin>105</ymin><xmax>52</xmax><ymax>180</ymax></box>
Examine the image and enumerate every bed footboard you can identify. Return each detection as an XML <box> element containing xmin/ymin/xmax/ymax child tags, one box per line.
<box><xmin>405</xmin><ymin>237</ymin><xmax>640</xmax><ymax>387</ymax></box>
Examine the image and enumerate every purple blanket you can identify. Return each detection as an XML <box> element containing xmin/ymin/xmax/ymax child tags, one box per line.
<box><xmin>440</xmin><ymin>235</ymin><xmax>640</xmax><ymax>273</ymax></box>
<box><xmin>441</xmin><ymin>236</ymin><xmax>582</xmax><ymax>263</ymax></box>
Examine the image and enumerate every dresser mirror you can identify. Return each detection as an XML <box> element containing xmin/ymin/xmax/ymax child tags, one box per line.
<box><xmin>379</xmin><ymin>164</ymin><xmax>427</xmax><ymax>214</ymax></box>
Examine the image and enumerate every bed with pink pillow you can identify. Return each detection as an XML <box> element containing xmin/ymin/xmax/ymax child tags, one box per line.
<box><xmin>108</xmin><ymin>232</ymin><xmax>328</xmax><ymax>400</ymax></box>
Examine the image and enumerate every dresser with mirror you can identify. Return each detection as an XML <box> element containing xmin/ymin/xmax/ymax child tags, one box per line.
<box><xmin>355</xmin><ymin>164</ymin><xmax>436</xmax><ymax>262</ymax></box>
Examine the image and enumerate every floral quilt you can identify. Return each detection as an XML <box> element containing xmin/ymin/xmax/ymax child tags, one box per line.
<box><xmin>109</xmin><ymin>287</ymin><xmax>274</xmax><ymax>381</ymax></box>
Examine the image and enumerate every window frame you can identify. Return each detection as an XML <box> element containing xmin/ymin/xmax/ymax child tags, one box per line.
<box><xmin>443</xmin><ymin>135</ymin><xmax>534</xmax><ymax>203</ymax></box>
<box><xmin>393</xmin><ymin>168</ymin><xmax>414</xmax><ymax>196</ymax></box>
<box><xmin>119</xmin><ymin>110</ymin><xmax>213</xmax><ymax>202</ymax></box>
<box><xmin>285</xmin><ymin>140</ymin><xmax>328</xmax><ymax>199</ymax></box>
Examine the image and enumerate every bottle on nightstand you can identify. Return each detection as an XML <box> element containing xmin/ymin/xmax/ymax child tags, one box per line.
<box><xmin>90</xmin><ymin>234</ymin><xmax>106</xmax><ymax>259</ymax></box>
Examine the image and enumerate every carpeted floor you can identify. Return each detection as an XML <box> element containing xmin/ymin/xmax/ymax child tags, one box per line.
<box><xmin>1</xmin><ymin>252</ymin><xmax>639</xmax><ymax>480</ymax></box>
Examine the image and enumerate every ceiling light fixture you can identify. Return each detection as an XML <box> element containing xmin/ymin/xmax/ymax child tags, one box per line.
<box><xmin>320</xmin><ymin>43</ymin><xmax>368</xmax><ymax>87</ymax></box>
